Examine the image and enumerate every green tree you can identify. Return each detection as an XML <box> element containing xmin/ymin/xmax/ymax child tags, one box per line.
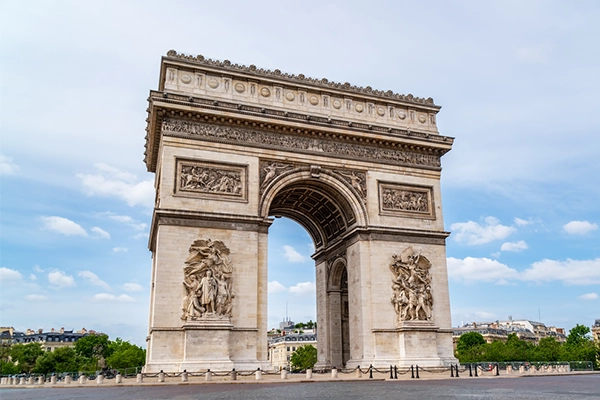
<box><xmin>534</xmin><ymin>337</ymin><xmax>561</xmax><ymax>362</ymax></box>
<box><xmin>74</xmin><ymin>334</ymin><xmax>111</xmax><ymax>359</ymax></box>
<box><xmin>33</xmin><ymin>347</ymin><xmax>78</xmax><ymax>374</ymax></box>
<box><xmin>290</xmin><ymin>344</ymin><xmax>317</xmax><ymax>371</ymax></box>
<box><xmin>106</xmin><ymin>338</ymin><xmax>146</xmax><ymax>370</ymax></box>
<box><xmin>10</xmin><ymin>343</ymin><xmax>44</xmax><ymax>373</ymax></box>
<box><xmin>456</xmin><ymin>332</ymin><xmax>485</xmax><ymax>356</ymax></box>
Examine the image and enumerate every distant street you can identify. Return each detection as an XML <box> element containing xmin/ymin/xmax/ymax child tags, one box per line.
<box><xmin>2</xmin><ymin>375</ymin><xmax>600</xmax><ymax>400</ymax></box>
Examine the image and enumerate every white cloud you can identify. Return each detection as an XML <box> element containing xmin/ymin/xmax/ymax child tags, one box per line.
<box><xmin>0</xmin><ymin>154</ymin><xmax>19</xmax><ymax>175</ymax></box>
<box><xmin>92</xmin><ymin>293</ymin><xmax>134</xmax><ymax>303</ymax></box>
<box><xmin>40</xmin><ymin>216</ymin><xmax>87</xmax><ymax>237</ymax></box>
<box><xmin>47</xmin><ymin>270</ymin><xmax>75</xmax><ymax>288</ymax></box>
<box><xmin>579</xmin><ymin>293</ymin><xmax>598</xmax><ymax>301</ymax></box>
<box><xmin>447</xmin><ymin>257</ymin><xmax>520</xmax><ymax>284</ymax></box>
<box><xmin>514</xmin><ymin>217</ymin><xmax>532</xmax><ymax>226</ymax></box>
<box><xmin>77</xmin><ymin>163</ymin><xmax>154</xmax><ymax>208</ymax></box>
<box><xmin>103</xmin><ymin>214</ymin><xmax>148</xmax><ymax>231</ymax></box>
<box><xmin>563</xmin><ymin>220</ymin><xmax>598</xmax><ymax>235</ymax></box>
<box><xmin>475</xmin><ymin>311</ymin><xmax>497</xmax><ymax>320</ymax></box>
<box><xmin>0</xmin><ymin>267</ymin><xmax>23</xmax><ymax>282</ymax></box>
<box><xmin>289</xmin><ymin>281</ymin><xmax>316</xmax><ymax>295</ymax></box>
<box><xmin>123</xmin><ymin>283</ymin><xmax>143</xmax><ymax>292</ymax></box>
<box><xmin>521</xmin><ymin>258</ymin><xmax>600</xmax><ymax>285</ymax></box>
<box><xmin>500</xmin><ymin>240</ymin><xmax>528</xmax><ymax>252</ymax></box>
<box><xmin>133</xmin><ymin>232</ymin><xmax>149</xmax><ymax>240</ymax></box>
<box><xmin>451</xmin><ymin>216</ymin><xmax>516</xmax><ymax>245</ymax></box>
<box><xmin>283</xmin><ymin>245</ymin><xmax>306</xmax><ymax>263</ymax></box>
<box><xmin>29</xmin><ymin>274</ymin><xmax>37</xmax><ymax>281</ymax></box>
<box><xmin>25</xmin><ymin>294</ymin><xmax>48</xmax><ymax>301</ymax></box>
<box><xmin>112</xmin><ymin>247</ymin><xmax>128</xmax><ymax>253</ymax></box>
<box><xmin>33</xmin><ymin>265</ymin><xmax>44</xmax><ymax>273</ymax></box>
<box><xmin>91</xmin><ymin>227</ymin><xmax>110</xmax><ymax>239</ymax></box>
<box><xmin>78</xmin><ymin>270</ymin><xmax>111</xmax><ymax>290</ymax></box>
<box><xmin>268</xmin><ymin>281</ymin><xmax>287</xmax><ymax>293</ymax></box>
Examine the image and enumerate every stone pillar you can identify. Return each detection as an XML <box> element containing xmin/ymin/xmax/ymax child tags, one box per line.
<box><xmin>19</xmin><ymin>377</ymin><xmax>25</xmax><ymax>385</ymax></box>
<box><xmin>96</xmin><ymin>374</ymin><xmax>104</xmax><ymax>384</ymax></box>
<box><xmin>356</xmin><ymin>366</ymin><xmax>362</xmax><ymax>378</ymax></box>
<box><xmin>116</xmin><ymin>374</ymin><xmax>122</xmax><ymax>384</ymax></box>
<box><xmin>158</xmin><ymin>371</ymin><xmax>165</xmax><ymax>382</ymax></box>
<box><xmin>506</xmin><ymin>365</ymin><xmax>512</xmax><ymax>374</ymax></box>
<box><xmin>136</xmin><ymin>373</ymin><xmax>143</xmax><ymax>383</ymax></box>
<box><xmin>281</xmin><ymin>369</ymin><xmax>287</xmax><ymax>379</ymax></box>
<box><xmin>519</xmin><ymin>365</ymin><xmax>525</xmax><ymax>374</ymax></box>
<box><xmin>205</xmin><ymin>370</ymin><xmax>212</xmax><ymax>381</ymax></box>
<box><xmin>255</xmin><ymin>369</ymin><xmax>262</xmax><ymax>380</ymax></box>
<box><xmin>306</xmin><ymin>368</ymin><xmax>312</xmax><ymax>379</ymax></box>
<box><xmin>27</xmin><ymin>376</ymin><xmax>34</xmax><ymax>385</ymax></box>
<box><xmin>64</xmin><ymin>375</ymin><xmax>72</xmax><ymax>384</ymax></box>
<box><xmin>181</xmin><ymin>371</ymin><xmax>188</xmax><ymax>382</ymax></box>
<box><xmin>331</xmin><ymin>367</ymin><xmax>338</xmax><ymax>378</ymax></box>
<box><xmin>50</xmin><ymin>375</ymin><xmax>57</xmax><ymax>384</ymax></box>
<box><xmin>79</xmin><ymin>375</ymin><xmax>87</xmax><ymax>384</ymax></box>
<box><xmin>38</xmin><ymin>376</ymin><xmax>45</xmax><ymax>385</ymax></box>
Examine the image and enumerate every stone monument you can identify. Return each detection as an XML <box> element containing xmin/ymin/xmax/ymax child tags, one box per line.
<box><xmin>143</xmin><ymin>50</ymin><xmax>457</xmax><ymax>372</ymax></box>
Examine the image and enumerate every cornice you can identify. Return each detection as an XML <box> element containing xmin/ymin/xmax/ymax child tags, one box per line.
<box><xmin>164</xmin><ymin>50</ymin><xmax>439</xmax><ymax>108</ymax></box>
<box><xmin>144</xmin><ymin>91</ymin><xmax>453</xmax><ymax>172</ymax></box>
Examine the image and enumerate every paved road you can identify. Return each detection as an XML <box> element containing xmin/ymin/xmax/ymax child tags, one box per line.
<box><xmin>1</xmin><ymin>375</ymin><xmax>599</xmax><ymax>399</ymax></box>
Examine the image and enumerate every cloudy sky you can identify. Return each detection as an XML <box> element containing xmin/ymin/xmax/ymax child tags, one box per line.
<box><xmin>1</xmin><ymin>1</ymin><xmax>598</xmax><ymax>346</ymax></box>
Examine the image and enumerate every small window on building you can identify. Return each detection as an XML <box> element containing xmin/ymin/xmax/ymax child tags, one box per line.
<box><xmin>287</xmin><ymin>347</ymin><xmax>290</xmax><ymax>351</ymax></box>
<box><xmin>292</xmin><ymin>347</ymin><xmax>296</xmax><ymax>351</ymax></box>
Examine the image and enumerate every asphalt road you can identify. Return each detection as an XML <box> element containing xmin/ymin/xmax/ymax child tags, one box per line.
<box><xmin>1</xmin><ymin>375</ymin><xmax>599</xmax><ymax>400</ymax></box>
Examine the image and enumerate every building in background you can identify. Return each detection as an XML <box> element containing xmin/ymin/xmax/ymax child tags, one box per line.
<box><xmin>268</xmin><ymin>332</ymin><xmax>317</xmax><ymax>370</ymax></box>
<box><xmin>592</xmin><ymin>319</ymin><xmax>600</xmax><ymax>343</ymax></box>
<box><xmin>452</xmin><ymin>317</ymin><xmax>566</xmax><ymax>348</ymax></box>
<box><xmin>2</xmin><ymin>327</ymin><xmax>96</xmax><ymax>352</ymax></box>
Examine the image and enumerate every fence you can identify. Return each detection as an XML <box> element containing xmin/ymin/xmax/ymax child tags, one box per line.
<box><xmin>0</xmin><ymin>361</ymin><xmax>593</xmax><ymax>386</ymax></box>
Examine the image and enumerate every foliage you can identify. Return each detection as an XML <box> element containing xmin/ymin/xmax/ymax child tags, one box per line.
<box><xmin>290</xmin><ymin>344</ymin><xmax>317</xmax><ymax>371</ymax></box>
<box><xmin>1</xmin><ymin>360</ymin><xmax>20</xmax><ymax>375</ymax></box>
<box><xmin>455</xmin><ymin>324</ymin><xmax>600</xmax><ymax>370</ymax></box>
<box><xmin>106</xmin><ymin>338</ymin><xmax>146</xmax><ymax>370</ymax></box>
<box><xmin>74</xmin><ymin>333</ymin><xmax>112</xmax><ymax>359</ymax></box>
<box><xmin>33</xmin><ymin>347</ymin><xmax>78</xmax><ymax>374</ymax></box>
<box><xmin>9</xmin><ymin>343</ymin><xmax>44</xmax><ymax>373</ymax></box>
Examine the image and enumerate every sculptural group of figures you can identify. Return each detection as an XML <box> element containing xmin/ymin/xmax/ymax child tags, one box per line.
<box><xmin>181</xmin><ymin>239</ymin><xmax>234</xmax><ymax>321</ymax></box>
<box><xmin>382</xmin><ymin>189</ymin><xmax>428</xmax><ymax>212</ymax></box>
<box><xmin>180</xmin><ymin>165</ymin><xmax>242</xmax><ymax>195</ymax></box>
<box><xmin>390</xmin><ymin>246</ymin><xmax>433</xmax><ymax>321</ymax></box>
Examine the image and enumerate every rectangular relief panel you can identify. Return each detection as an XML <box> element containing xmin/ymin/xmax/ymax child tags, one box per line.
<box><xmin>378</xmin><ymin>181</ymin><xmax>435</xmax><ymax>219</ymax></box>
<box><xmin>175</xmin><ymin>158</ymin><xmax>248</xmax><ymax>202</ymax></box>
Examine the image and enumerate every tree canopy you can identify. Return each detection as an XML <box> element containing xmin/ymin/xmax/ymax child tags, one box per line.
<box><xmin>290</xmin><ymin>344</ymin><xmax>317</xmax><ymax>371</ymax></box>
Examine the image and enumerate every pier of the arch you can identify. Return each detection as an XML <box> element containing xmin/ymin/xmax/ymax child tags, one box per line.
<box><xmin>142</xmin><ymin>51</ymin><xmax>457</xmax><ymax>372</ymax></box>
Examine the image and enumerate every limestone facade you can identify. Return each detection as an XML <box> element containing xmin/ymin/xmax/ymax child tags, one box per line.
<box><xmin>143</xmin><ymin>51</ymin><xmax>457</xmax><ymax>372</ymax></box>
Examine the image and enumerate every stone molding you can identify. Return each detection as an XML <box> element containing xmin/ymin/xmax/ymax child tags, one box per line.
<box><xmin>161</xmin><ymin>118</ymin><xmax>442</xmax><ymax>170</ymax></box>
<box><xmin>165</xmin><ymin>50</ymin><xmax>437</xmax><ymax>106</ymax></box>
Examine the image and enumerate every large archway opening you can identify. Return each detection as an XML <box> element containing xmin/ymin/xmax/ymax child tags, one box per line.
<box><xmin>264</xmin><ymin>177</ymin><xmax>360</xmax><ymax>368</ymax></box>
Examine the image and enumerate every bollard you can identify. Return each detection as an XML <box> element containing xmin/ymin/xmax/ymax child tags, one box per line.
<box><xmin>206</xmin><ymin>369</ymin><xmax>212</xmax><ymax>381</ymax></box>
<box><xmin>116</xmin><ymin>374</ymin><xmax>122</xmax><ymax>384</ymax></box>
<box><xmin>496</xmin><ymin>364</ymin><xmax>500</xmax><ymax>376</ymax></box>
<box><xmin>450</xmin><ymin>365</ymin><xmax>454</xmax><ymax>378</ymax></box>
<box><xmin>468</xmin><ymin>364</ymin><xmax>472</xmax><ymax>377</ymax></box>
<box><xmin>356</xmin><ymin>366</ymin><xmax>362</xmax><ymax>378</ymax></box>
<box><xmin>369</xmin><ymin>364</ymin><xmax>373</xmax><ymax>379</ymax></box>
<box><xmin>79</xmin><ymin>375</ymin><xmax>87</xmax><ymax>384</ymax></box>
<box><xmin>64</xmin><ymin>375</ymin><xmax>72</xmax><ymax>384</ymax></box>
<box><xmin>19</xmin><ymin>377</ymin><xmax>26</xmax><ymax>385</ymax></box>
<box><xmin>181</xmin><ymin>370</ymin><xmax>188</xmax><ymax>382</ymax></box>
<box><xmin>50</xmin><ymin>375</ymin><xmax>57</xmax><ymax>385</ymax></box>
<box><xmin>306</xmin><ymin>368</ymin><xmax>313</xmax><ymax>379</ymax></box>
<box><xmin>506</xmin><ymin>365</ymin><xmax>512</xmax><ymax>374</ymax></box>
<box><xmin>456</xmin><ymin>365</ymin><xmax>460</xmax><ymax>378</ymax></box>
<box><xmin>394</xmin><ymin>365</ymin><xmax>398</xmax><ymax>379</ymax></box>
<box><xmin>255</xmin><ymin>368</ymin><xmax>262</xmax><ymax>380</ymax></box>
<box><xmin>411</xmin><ymin>365</ymin><xmax>415</xmax><ymax>379</ymax></box>
<box><xmin>332</xmin><ymin>367</ymin><xmax>338</xmax><ymax>379</ymax></box>
<box><xmin>158</xmin><ymin>370</ymin><xmax>165</xmax><ymax>383</ymax></box>
<box><xmin>28</xmin><ymin>376</ymin><xmax>35</xmax><ymax>385</ymax></box>
<box><xmin>97</xmin><ymin>374</ymin><xmax>104</xmax><ymax>384</ymax></box>
<box><xmin>136</xmin><ymin>373</ymin><xmax>143</xmax><ymax>383</ymax></box>
<box><xmin>474</xmin><ymin>365</ymin><xmax>478</xmax><ymax>377</ymax></box>
<box><xmin>231</xmin><ymin>368</ymin><xmax>237</xmax><ymax>381</ymax></box>
<box><xmin>281</xmin><ymin>369</ymin><xmax>288</xmax><ymax>380</ymax></box>
<box><xmin>390</xmin><ymin>365</ymin><xmax>394</xmax><ymax>379</ymax></box>
<box><xmin>415</xmin><ymin>365</ymin><xmax>420</xmax><ymax>379</ymax></box>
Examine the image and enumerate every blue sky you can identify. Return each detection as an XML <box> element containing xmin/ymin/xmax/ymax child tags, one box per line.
<box><xmin>1</xmin><ymin>0</ymin><xmax>598</xmax><ymax>346</ymax></box>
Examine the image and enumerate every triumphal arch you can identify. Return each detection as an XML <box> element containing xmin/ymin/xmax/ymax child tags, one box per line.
<box><xmin>143</xmin><ymin>50</ymin><xmax>457</xmax><ymax>372</ymax></box>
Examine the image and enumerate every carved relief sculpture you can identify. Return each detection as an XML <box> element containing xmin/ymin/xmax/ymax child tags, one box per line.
<box><xmin>259</xmin><ymin>161</ymin><xmax>293</xmax><ymax>191</ymax></box>
<box><xmin>379</xmin><ymin>182</ymin><xmax>434</xmax><ymax>218</ymax></box>
<box><xmin>389</xmin><ymin>246</ymin><xmax>433</xmax><ymax>322</ymax></box>
<box><xmin>181</xmin><ymin>239</ymin><xmax>234</xmax><ymax>321</ymax></box>
<box><xmin>335</xmin><ymin>169</ymin><xmax>367</xmax><ymax>202</ymax></box>
<box><xmin>176</xmin><ymin>159</ymin><xmax>247</xmax><ymax>202</ymax></box>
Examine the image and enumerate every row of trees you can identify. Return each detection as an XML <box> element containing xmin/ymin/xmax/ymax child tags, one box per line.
<box><xmin>455</xmin><ymin>324</ymin><xmax>599</xmax><ymax>369</ymax></box>
<box><xmin>0</xmin><ymin>334</ymin><xmax>145</xmax><ymax>375</ymax></box>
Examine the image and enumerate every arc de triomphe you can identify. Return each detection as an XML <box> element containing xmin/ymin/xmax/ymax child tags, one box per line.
<box><xmin>143</xmin><ymin>51</ymin><xmax>457</xmax><ymax>372</ymax></box>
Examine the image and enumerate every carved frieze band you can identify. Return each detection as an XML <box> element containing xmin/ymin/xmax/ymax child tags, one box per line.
<box><xmin>390</xmin><ymin>246</ymin><xmax>433</xmax><ymax>323</ymax></box>
<box><xmin>378</xmin><ymin>182</ymin><xmax>434</xmax><ymax>219</ymax></box>
<box><xmin>162</xmin><ymin>118</ymin><xmax>441</xmax><ymax>169</ymax></box>
<box><xmin>175</xmin><ymin>158</ymin><xmax>248</xmax><ymax>202</ymax></box>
